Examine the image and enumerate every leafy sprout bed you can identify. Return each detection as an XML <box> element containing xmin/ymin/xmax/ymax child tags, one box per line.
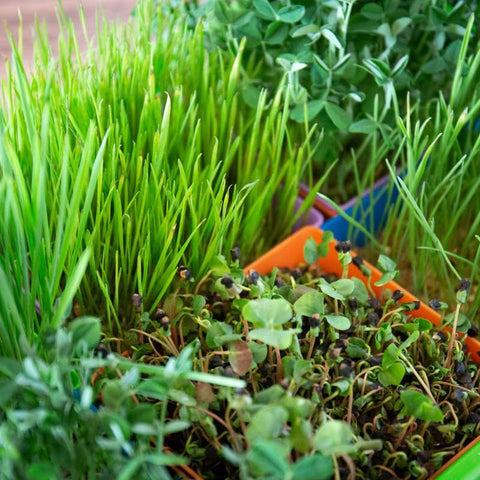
<box><xmin>1</xmin><ymin>0</ymin><xmax>480</xmax><ymax>479</ymax></box>
<box><xmin>190</xmin><ymin>0</ymin><xmax>479</xmax><ymax>200</ymax></box>
<box><xmin>94</xmin><ymin>238</ymin><xmax>479</xmax><ymax>479</ymax></box>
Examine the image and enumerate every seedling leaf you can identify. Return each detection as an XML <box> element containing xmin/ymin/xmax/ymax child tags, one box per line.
<box><xmin>324</xmin><ymin>315</ymin><xmax>351</xmax><ymax>330</ymax></box>
<box><xmin>242</xmin><ymin>298</ymin><xmax>293</xmax><ymax>328</ymax></box>
<box><xmin>401</xmin><ymin>390</ymin><xmax>444</xmax><ymax>422</ymax></box>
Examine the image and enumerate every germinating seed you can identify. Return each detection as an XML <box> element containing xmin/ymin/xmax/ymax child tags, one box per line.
<box><xmin>392</xmin><ymin>289</ymin><xmax>404</xmax><ymax>302</ymax></box>
<box><xmin>230</xmin><ymin>246</ymin><xmax>240</xmax><ymax>262</ymax></box>
<box><xmin>429</xmin><ymin>298</ymin><xmax>442</xmax><ymax>310</ymax></box>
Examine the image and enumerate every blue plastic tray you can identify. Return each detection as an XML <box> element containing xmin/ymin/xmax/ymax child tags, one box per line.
<box><xmin>322</xmin><ymin>176</ymin><xmax>400</xmax><ymax>247</ymax></box>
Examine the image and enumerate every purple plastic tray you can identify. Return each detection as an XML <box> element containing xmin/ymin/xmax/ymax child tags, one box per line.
<box><xmin>292</xmin><ymin>196</ymin><xmax>324</xmax><ymax>232</ymax></box>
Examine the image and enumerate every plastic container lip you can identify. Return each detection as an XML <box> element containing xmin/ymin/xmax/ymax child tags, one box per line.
<box><xmin>298</xmin><ymin>183</ymin><xmax>337</xmax><ymax>219</ymax></box>
<box><xmin>245</xmin><ymin>226</ymin><xmax>480</xmax><ymax>479</ymax></box>
<box><xmin>299</xmin><ymin>169</ymin><xmax>401</xmax><ymax>220</ymax></box>
<box><xmin>293</xmin><ymin>196</ymin><xmax>324</xmax><ymax>231</ymax></box>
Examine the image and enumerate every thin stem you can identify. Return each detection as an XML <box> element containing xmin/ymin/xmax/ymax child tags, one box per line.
<box><xmin>306</xmin><ymin>336</ymin><xmax>315</xmax><ymax>360</ymax></box>
<box><xmin>399</xmin><ymin>352</ymin><xmax>436</xmax><ymax>404</ymax></box>
<box><xmin>394</xmin><ymin>416</ymin><xmax>416</xmax><ymax>449</ymax></box>
<box><xmin>445</xmin><ymin>302</ymin><xmax>462</xmax><ymax>368</ymax></box>
<box><xmin>275</xmin><ymin>347</ymin><xmax>283</xmax><ymax>382</ymax></box>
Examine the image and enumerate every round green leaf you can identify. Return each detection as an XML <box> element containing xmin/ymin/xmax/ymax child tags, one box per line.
<box><xmin>401</xmin><ymin>390</ymin><xmax>444</xmax><ymax>422</ymax></box>
<box><xmin>324</xmin><ymin>315</ymin><xmax>351</xmax><ymax>330</ymax></box>
<box><xmin>69</xmin><ymin>316</ymin><xmax>101</xmax><ymax>351</ymax></box>
<box><xmin>249</xmin><ymin>328</ymin><xmax>294</xmax><ymax>350</ymax></box>
<box><xmin>314</xmin><ymin>420</ymin><xmax>354</xmax><ymax>455</ymax></box>
<box><xmin>242</xmin><ymin>298</ymin><xmax>293</xmax><ymax>328</ymax></box>
<box><xmin>253</xmin><ymin>0</ymin><xmax>276</xmax><ymax>20</ymax></box>
<box><xmin>246</xmin><ymin>406</ymin><xmax>289</xmax><ymax>443</ymax></box>
<box><xmin>294</xmin><ymin>290</ymin><xmax>324</xmax><ymax>317</ymax></box>
<box><xmin>330</xmin><ymin>279</ymin><xmax>355</xmax><ymax>296</ymax></box>
<box><xmin>278</xmin><ymin>5</ymin><xmax>305</xmax><ymax>23</ymax></box>
<box><xmin>228</xmin><ymin>341</ymin><xmax>253</xmax><ymax>376</ymax></box>
<box><xmin>349</xmin><ymin>119</ymin><xmax>377</xmax><ymax>134</ymax></box>
<box><xmin>325</xmin><ymin>102</ymin><xmax>351</xmax><ymax>131</ymax></box>
<box><xmin>292</xmin><ymin>454</ymin><xmax>333</xmax><ymax>480</ymax></box>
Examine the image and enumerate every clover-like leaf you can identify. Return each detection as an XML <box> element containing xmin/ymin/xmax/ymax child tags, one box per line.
<box><xmin>304</xmin><ymin>237</ymin><xmax>319</xmax><ymax>264</ymax></box>
<box><xmin>253</xmin><ymin>0</ymin><xmax>276</xmax><ymax>20</ymax></box>
<box><xmin>346</xmin><ymin>337</ymin><xmax>368</xmax><ymax>358</ymax></box>
<box><xmin>374</xmin><ymin>271</ymin><xmax>397</xmax><ymax>286</ymax></box>
<box><xmin>378</xmin><ymin>254</ymin><xmax>397</xmax><ymax>272</ymax></box>
<box><xmin>278</xmin><ymin>5</ymin><xmax>305</xmax><ymax>23</ymax></box>
<box><xmin>313</xmin><ymin>420</ymin><xmax>354</xmax><ymax>455</ymax></box>
<box><xmin>229</xmin><ymin>341</ymin><xmax>253</xmax><ymax>376</ymax></box>
<box><xmin>325</xmin><ymin>102</ymin><xmax>351</xmax><ymax>131</ymax></box>
<box><xmin>248</xmin><ymin>328</ymin><xmax>295</xmax><ymax>350</ymax></box>
<box><xmin>319</xmin><ymin>282</ymin><xmax>345</xmax><ymax>300</ymax></box>
<box><xmin>242</xmin><ymin>298</ymin><xmax>293</xmax><ymax>328</ymax></box>
<box><xmin>246</xmin><ymin>406</ymin><xmax>289</xmax><ymax>444</ymax></box>
<box><xmin>246</xmin><ymin>440</ymin><xmax>289</xmax><ymax>477</ymax></box>
<box><xmin>378</xmin><ymin>361</ymin><xmax>405</xmax><ymax>387</ymax></box>
<box><xmin>324</xmin><ymin>315</ymin><xmax>351</xmax><ymax>330</ymax></box>
<box><xmin>69</xmin><ymin>316</ymin><xmax>101</xmax><ymax>352</ymax></box>
<box><xmin>292</xmin><ymin>454</ymin><xmax>333</xmax><ymax>480</ymax></box>
<box><xmin>401</xmin><ymin>390</ymin><xmax>444</xmax><ymax>422</ymax></box>
<box><xmin>294</xmin><ymin>290</ymin><xmax>324</xmax><ymax>317</ymax></box>
<box><xmin>330</xmin><ymin>279</ymin><xmax>355</xmax><ymax>297</ymax></box>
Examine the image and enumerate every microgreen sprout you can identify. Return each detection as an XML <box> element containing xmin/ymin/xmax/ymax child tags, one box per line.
<box><xmin>123</xmin><ymin>245</ymin><xmax>480</xmax><ymax>478</ymax></box>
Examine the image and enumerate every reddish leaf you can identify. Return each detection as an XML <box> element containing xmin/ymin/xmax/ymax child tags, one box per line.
<box><xmin>196</xmin><ymin>382</ymin><xmax>215</xmax><ymax>404</ymax></box>
<box><xmin>229</xmin><ymin>341</ymin><xmax>253</xmax><ymax>376</ymax></box>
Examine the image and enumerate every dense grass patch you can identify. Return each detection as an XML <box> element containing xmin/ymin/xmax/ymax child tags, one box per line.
<box><xmin>0</xmin><ymin>1</ymin><xmax>324</xmax><ymax>356</ymax></box>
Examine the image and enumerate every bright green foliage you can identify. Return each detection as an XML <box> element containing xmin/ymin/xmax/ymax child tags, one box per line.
<box><xmin>401</xmin><ymin>390</ymin><xmax>444</xmax><ymax>422</ymax></box>
<box><xmin>0</xmin><ymin>317</ymin><xmax>243</xmax><ymax>478</ymax></box>
<box><xmin>194</xmin><ymin>0</ymin><xmax>478</xmax><ymax>162</ymax></box>
<box><xmin>380</xmin><ymin>15</ymin><xmax>480</xmax><ymax>319</ymax></box>
<box><xmin>293</xmin><ymin>290</ymin><xmax>324</xmax><ymax>317</ymax></box>
<box><xmin>0</xmin><ymin>0</ymin><xmax>323</xmax><ymax>354</ymax></box>
<box><xmin>242</xmin><ymin>298</ymin><xmax>297</xmax><ymax>349</ymax></box>
<box><xmin>303</xmin><ymin>231</ymin><xmax>333</xmax><ymax>264</ymax></box>
<box><xmin>375</xmin><ymin>253</ymin><xmax>399</xmax><ymax>286</ymax></box>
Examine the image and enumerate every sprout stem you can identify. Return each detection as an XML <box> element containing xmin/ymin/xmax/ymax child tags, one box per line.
<box><xmin>445</xmin><ymin>303</ymin><xmax>462</xmax><ymax>369</ymax></box>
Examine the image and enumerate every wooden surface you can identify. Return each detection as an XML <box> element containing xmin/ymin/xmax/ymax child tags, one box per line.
<box><xmin>0</xmin><ymin>0</ymin><xmax>137</xmax><ymax>75</ymax></box>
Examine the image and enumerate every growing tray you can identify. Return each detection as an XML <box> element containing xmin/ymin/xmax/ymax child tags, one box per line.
<box><xmin>299</xmin><ymin>173</ymin><xmax>399</xmax><ymax>247</ymax></box>
<box><xmin>246</xmin><ymin>225</ymin><xmax>480</xmax><ymax>480</ymax></box>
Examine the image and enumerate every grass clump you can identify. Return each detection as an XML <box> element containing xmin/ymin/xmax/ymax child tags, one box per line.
<box><xmin>0</xmin><ymin>0</ymin><xmax>323</xmax><ymax>356</ymax></box>
<box><xmin>377</xmin><ymin>16</ymin><xmax>480</xmax><ymax>320</ymax></box>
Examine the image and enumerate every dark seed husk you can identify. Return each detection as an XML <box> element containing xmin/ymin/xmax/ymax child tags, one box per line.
<box><xmin>468</xmin><ymin>325</ymin><xmax>479</xmax><ymax>337</ymax></box>
<box><xmin>248</xmin><ymin>269</ymin><xmax>259</xmax><ymax>285</ymax></box>
<box><xmin>352</xmin><ymin>256</ymin><xmax>364</xmax><ymax>268</ymax></box>
<box><xmin>230</xmin><ymin>246</ymin><xmax>240</xmax><ymax>262</ymax></box>
<box><xmin>458</xmin><ymin>278</ymin><xmax>471</xmax><ymax>292</ymax></box>
<box><xmin>367</xmin><ymin>312</ymin><xmax>379</xmax><ymax>326</ymax></box>
<box><xmin>392</xmin><ymin>290</ymin><xmax>404</xmax><ymax>302</ymax></box>
<box><xmin>221</xmin><ymin>275</ymin><xmax>234</xmax><ymax>288</ymax></box>
<box><xmin>348</xmin><ymin>297</ymin><xmax>359</xmax><ymax>311</ymax></box>
<box><xmin>429</xmin><ymin>298</ymin><xmax>442</xmax><ymax>310</ymax></box>
<box><xmin>335</xmin><ymin>240</ymin><xmax>352</xmax><ymax>253</ymax></box>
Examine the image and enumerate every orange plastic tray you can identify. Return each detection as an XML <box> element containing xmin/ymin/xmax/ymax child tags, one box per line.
<box><xmin>246</xmin><ymin>226</ymin><xmax>480</xmax><ymax>362</ymax></box>
<box><xmin>245</xmin><ymin>226</ymin><xmax>480</xmax><ymax>478</ymax></box>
